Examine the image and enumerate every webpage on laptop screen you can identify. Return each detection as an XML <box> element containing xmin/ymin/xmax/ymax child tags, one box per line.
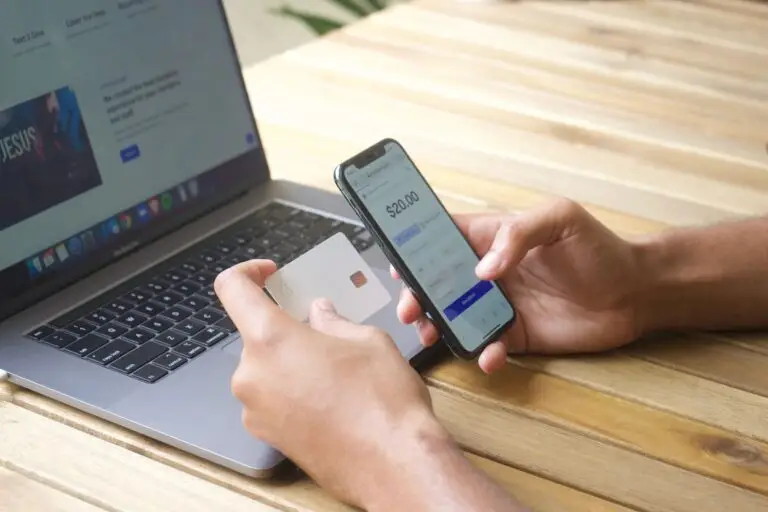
<box><xmin>0</xmin><ymin>0</ymin><xmax>256</xmax><ymax>273</ymax></box>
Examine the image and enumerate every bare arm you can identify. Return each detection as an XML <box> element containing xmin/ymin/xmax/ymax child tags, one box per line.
<box><xmin>360</xmin><ymin>419</ymin><xmax>529</xmax><ymax>512</ymax></box>
<box><xmin>634</xmin><ymin>216</ymin><xmax>768</xmax><ymax>333</ymax></box>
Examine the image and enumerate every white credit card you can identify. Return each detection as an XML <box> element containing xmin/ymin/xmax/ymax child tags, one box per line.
<box><xmin>265</xmin><ymin>232</ymin><xmax>391</xmax><ymax>324</ymax></box>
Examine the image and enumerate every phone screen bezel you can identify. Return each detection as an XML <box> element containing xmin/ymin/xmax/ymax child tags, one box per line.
<box><xmin>333</xmin><ymin>138</ymin><xmax>516</xmax><ymax>359</ymax></box>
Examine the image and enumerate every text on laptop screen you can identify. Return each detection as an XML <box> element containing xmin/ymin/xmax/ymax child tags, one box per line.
<box><xmin>0</xmin><ymin>0</ymin><xmax>258</xmax><ymax>282</ymax></box>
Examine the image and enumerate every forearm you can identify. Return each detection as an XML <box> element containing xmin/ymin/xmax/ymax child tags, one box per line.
<box><xmin>633</xmin><ymin>216</ymin><xmax>768</xmax><ymax>334</ymax></box>
<box><xmin>360</xmin><ymin>418</ymin><xmax>528</xmax><ymax>512</ymax></box>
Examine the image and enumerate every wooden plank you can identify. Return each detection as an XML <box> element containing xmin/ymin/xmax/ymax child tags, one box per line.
<box><xmin>523</xmin><ymin>0</ymin><xmax>768</xmax><ymax>54</ymax></box>
<box><xmin>465</xmin><ymin>454</ymin><xmax>634</xmax><ymax>512</ymax></box>
<box><xmin>247</xmin><ymin>64</ymin><xmax>764</xmax><ymax>226</ymax></box>
<box><xmin>429</xmin><ymin>385</ymin><xmax>768</xmax><ymax>512</ymax></box>
<box><xmin>332</xmin><ymin>27</ymin><xmax>768</xmax><ymax>138</ymax></box>
<box><xmin>371</xmin><ymin>4</ymin><xmax>768</xmax><ymax>105</ymax></box>
<box><xmin>258</xmin><ymin>124</ymin><xmax>669</xmax><ymax>237</ymax></box>
<box><xmin>677</xmin><ymin>0</ymin><xmax>768</xmax><ymax>19</ymax></box>
<box><xmin>428</xmin><ymin>360</ymin><xmax>768</xmax><ymax>496</ymax></box>
<box><xmin>513</xmin><ymin>354</ymin><xmax>768</xmax><ymax>443</ymax></box>
<box><xmin>0</xmin><ymin>402</ymin><xmax>280</xmax><ymax>512</ymax></box>
<box><xmin>8</xmin><ymin>389</ymin><xmax>633</xmax><ymax>512</ymax></box>
<box><xmin>624</xmin><ymin>333</ymin><xmax>768</xmax><ymax>398</ymax></box>
<box><xmin>0</xmin><ymin>466</ymin><xmax>104</xmax><ymax>512</ymax></box>
<box><xmin>280</xmin><ymin>37</ymin><xmax>768</xmax><ymax>194</ymax></box>
<box><xmin>435</xmin><ymin>0</ymin><xmax>768</xmax><ymax>82</ymax></box>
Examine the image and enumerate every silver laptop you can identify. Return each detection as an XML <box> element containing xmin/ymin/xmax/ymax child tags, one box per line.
<box><xmin>0</xmin><ymin>0</ymin><xmax>437</xmax><ymax>477</ymax></box>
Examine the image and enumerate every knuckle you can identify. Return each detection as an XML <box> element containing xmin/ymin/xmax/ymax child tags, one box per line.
<box><xmin>551</xmin><ymin>197</ymin><xmax>583</xmax><ymax>219</ymax></box>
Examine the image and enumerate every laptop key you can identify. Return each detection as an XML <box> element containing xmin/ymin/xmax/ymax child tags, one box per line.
<box><xmin>199</xmin><ymin>251</ymin><xmax>221</xmax><ymax>265</ymax></box>
<box><xmin>193</xmin><ymin>309</ymin><xmax>223</xmax><ymax>325</ymax></box>
<box><xmin>96</xmin><ymin>323</ymin><xmax>128</xmax><ymax>340</ymax></box>
<box><xmin>87</xmin><ymin>339</ymin><xmax>136</xmax><ymax>366</ymax></box>
<box><xmin>43</xmin><ymin>331</ymin><xmax>77</xmax><ymax>348</ymax></box>
<box><xmin>199</xmin><ymin>286</ymin><xmax>217</xmax><ymax>302</ymax></box>
<box><xmin>67</xmin><ymin>320</ymin><xmax>97</xmax><ymax>336</ymax></box>
<box><xmin>125</xmin><ymin>289</ymin><xmax>151</xmax><ymax>304</ymax></box>
<box><xmin>143</xmin><ymin>317</ymin><xmax>175</xmax><ymax>333</ymax></box>
<box><xmin>181</xmin><ymin>261</ymin><xmax>202</xmax><ymax>274</ymax></box>
<box><xmin>152</xmin><ymin>352</ymin><xmax>188</xmax><ymax>371</ymax></box>
<box><xmin>132</xmin><ymin>364</ymin><xmax>168</xmax><ymax>383</ymax></box>
<box><xmin>227</xmin><ymin>253</ymin><xmax>250</xmax><ymax>265</ymax></box>
<box><xmin>156</xmin><ymin>291</ymin><xmax>184</xmax><ymax>307</ymax></box>
<box><xmin>232</xmin><ymin>232</ymin><xmax>252</xmax><ymax>245</ymax></box>
<box><xmin>160</xmin><ymin>306</ymin><xmax>191</xmax><ymax>322</ymax></box>
<box><xmin>216</xmin><ymin>242</ymin><xmax>235</xmax><ymax>255</ymax></box>
<box><xmin>110</xmin><ymin>341</ymin><xmax>168</xmax><ymax>374</ymax></box>
<box><xmin>174</xmin><ymin>281</ymin><xmax>201</xmax><ymax>296</ymax></box>
<box><xmin>215</xmin><ymin>316</ymin><xmax>237</xmax><ymax>333</ymax></box>
<box><xmin>192</xmin><ymin>271</ymin><xmax>216</xmax><ymax>286</ymax></box>
<box><xmin>180</xmin><ymin>296</ymin><xmax>209</xmax><ymax>311</ymax></box>
<box><xmin>147</xmin><ymin>279</ymin><xmax>171</xmax><ymax>293</ymax></box>
<box><xmin>242</xmin><ymin>246</ymin><xmax>262</xmax><ymax>258</ymax></box>
<box><xmin>174</xmin><ymin>340</ymin><xmax>206</xmax><ymax>358</ymax></box>
<box><xmin>156</xmin><ymin>330</ymin><xmax>187</xmax><ymax>347</ymax></box>
<box><xmin>193</xmin><ymin>327</ymin><xmax>228</xmax><ymax>347</ymax></box>
<box><xmin>64</xmin><ymin>334</ymin><xmax>109</xmax><ymax>356</ymax></box>
<box><xmin>116</xmin><ymin>312</ymin><xmax>149</xmax><ymax>329</ymax></box>
<box><xmin>163</xmin><ymin>269</ymin><xmax>189</xmax><ymax>284</ymax></box>
<box><xmin>103</xmin><ymin>299</ymin><xmax>132</xmax><ymax>315</ymax></box>
<box><xmin>87</xmin><ymin>310</ymin><xmax>115</xmax><ymax>326</ymax></box>
<box><xmin>123</xmin><ymin>328</ymin><xmax>154</xmax><ymax>344</ymax></box>
<box><xmin>209</xmin><ymin>262</ymin><xmax>229</xmax><ymax>274</ymax></box>
<box><xmin>176</xmin><ymin>320</ymin><xmax>205</xmax><ymax>336</ymax></box>
<box><xmin>27</xmin><ymin>325</ymin><xmax>55</xmax><ymax>340</ymax></box>
<box><xmin>136</xmin><ymin>301</ymin><xmax>165</xmax><ymax>316</ymax></box>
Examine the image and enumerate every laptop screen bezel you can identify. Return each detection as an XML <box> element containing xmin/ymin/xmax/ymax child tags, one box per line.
<box><xmin>0</xmin><ymin>0</ymin><xmax>271</xmax><ymax>322</ymax></box>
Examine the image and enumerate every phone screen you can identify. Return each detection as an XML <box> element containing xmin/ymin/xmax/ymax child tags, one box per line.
<box><xmin>344</xmin><ymin>141</ymin><xmax>515</xmax><ymax>354</ymax></box>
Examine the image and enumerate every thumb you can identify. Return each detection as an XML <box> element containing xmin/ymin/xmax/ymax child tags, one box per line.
<box><xmin>308</xmin><ymin>298</ymin><xmax>371</xmax><ymax>340</ymax></box>
<box><xmin>475</xmin><ymin>198</ymin><xmax>585</xmax><ymax>279</ymax></box>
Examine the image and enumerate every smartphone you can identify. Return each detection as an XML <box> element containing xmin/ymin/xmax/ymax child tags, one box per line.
<box><xmin>334</xmin><ymin>138</ymin><xmax>516</xmax><ymax>359</ymax></box>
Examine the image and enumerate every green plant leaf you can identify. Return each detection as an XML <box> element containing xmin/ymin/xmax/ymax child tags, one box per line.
<box><xmin>360</xmin><ymin>0</ymin><xmax>386</xmax><ymax>11</ymax></box>
<box><xmin>323</xmin><ymin>0</ymin><xmax>373</xmax><ymax>18</ymax></box>
<box><xmin>270</xmin><ymin>6</ymin><xmax>345</xmax><ymax>36</ymax></box>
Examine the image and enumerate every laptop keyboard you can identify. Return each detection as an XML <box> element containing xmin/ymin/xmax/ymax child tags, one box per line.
<box><xmin>25</xmin><ymin>202</ymin><xmax>375</xmax><ymax>384</ymax></box>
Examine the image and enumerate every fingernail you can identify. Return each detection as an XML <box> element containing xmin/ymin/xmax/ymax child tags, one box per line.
<box><xmin>477</xmin><ymin>251</ymin><xmax>501</xmax><ymax>275</ymax></box>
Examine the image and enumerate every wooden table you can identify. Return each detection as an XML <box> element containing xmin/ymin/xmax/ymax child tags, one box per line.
<box><xmin>3</xmin><ymin>0</ymin><xmax>768</xmax><ymax>510</ymax></box>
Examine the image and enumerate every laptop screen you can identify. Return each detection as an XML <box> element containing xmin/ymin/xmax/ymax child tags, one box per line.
<box><xmin>0</xmin><ymin>0</ymin><xmax>268</xmax><ymax>319</ymax></box>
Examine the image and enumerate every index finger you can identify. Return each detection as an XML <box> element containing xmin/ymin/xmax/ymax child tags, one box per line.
<box><xmin>214</xmin><ymin>260</ymin><xmax>299</xmax><ymax>342</ymax></box>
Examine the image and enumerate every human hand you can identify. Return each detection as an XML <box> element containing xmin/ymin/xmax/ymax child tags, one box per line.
<box><xmin>395</xmin><ymin>198</ymin><xmax>644</xmax><ymax>374</ymax></box>
<box><xmin>214</xmin><ymin>261</ymin><xmax>453</xmax><ymax>508</ymax></box>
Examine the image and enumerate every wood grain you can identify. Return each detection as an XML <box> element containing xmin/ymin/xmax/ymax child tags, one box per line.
<box><xmin>624</xmin><ymin>333</ymin><xmax>768</xmax><ymax>398</ymax></box>
<box><xmin>7</xmin><ymin>388</ymin><xmax>634</xmax><ymax>512</ymax></box>
<box><xmin>513</xmin><ymin>354</ymin><xmax>768</xmax><ymax>443</ymax></box>
<box><xmin>429</xmin><ymin>385</ymin><xmax>768</xmax><ymax>512</ymax></box>
<box><xmin>428</xmin><ymin>359</ymin><xmax>768</xmax><ymax>496</ymax></box>
<box><xmin>0</xmin><ymin>402</ymin><xmax>279</xmax><ymax>512</ymax></box>
<box><xmin>0</xmin><ymin>467</ymin><xmax>104</xmax><ymax>512</ymax></box>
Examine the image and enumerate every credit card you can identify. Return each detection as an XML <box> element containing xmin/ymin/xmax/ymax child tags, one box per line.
<box><xmin>265</xmin><ymin>232</ymin><xmax>391</xmax><ymax>323</ymax></box>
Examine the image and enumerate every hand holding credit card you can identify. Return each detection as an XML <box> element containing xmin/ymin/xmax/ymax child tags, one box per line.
<box><xmin>265</xmin><ymin>233</ymin><xmax>391</xmax><ymax>323</ymax></box>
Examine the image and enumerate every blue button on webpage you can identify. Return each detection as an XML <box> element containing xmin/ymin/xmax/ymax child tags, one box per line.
<box><xmin>120</xmin><ymin>144</ymin><xmax>140</xmax><ymax>163</ymax></box>
<box><xmin>443</xmin><ymin>280</ymin><xmax>493</xmax><ymax>321</ymax></box>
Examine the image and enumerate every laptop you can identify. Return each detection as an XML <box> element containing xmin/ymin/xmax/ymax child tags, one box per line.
<box><xmin>0</xmin><ymin>0</ymin><xmax>437</xmax><ymax>477</ymax></box>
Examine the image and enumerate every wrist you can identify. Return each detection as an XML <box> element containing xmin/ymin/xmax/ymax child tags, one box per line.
<box><xmin>629</xmin><ymin>228</ymin><xmax>723</xmax><ymax>335</ymax></box>
<box><xmin>357</xmin><ymin>412</ymin><xmax>459</xmax><ymax>511</ymax></box>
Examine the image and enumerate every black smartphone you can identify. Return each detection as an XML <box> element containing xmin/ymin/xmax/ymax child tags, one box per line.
<box><xmin>334</xmin><ymin>138</ymin><xmax>516</xmax><ymax>359</ymax></box>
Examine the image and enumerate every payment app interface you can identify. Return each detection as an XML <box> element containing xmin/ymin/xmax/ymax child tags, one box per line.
<box><xmin>347</xmin><ymin>142</ymin><xmax>515</xmax><ymax>352</ymax></box>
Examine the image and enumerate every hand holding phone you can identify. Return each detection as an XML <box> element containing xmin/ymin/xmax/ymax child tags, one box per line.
<box><xmin>334</xmin><ymin>139</ymin><xmax>516</xmax><ymax>359</ymax></box>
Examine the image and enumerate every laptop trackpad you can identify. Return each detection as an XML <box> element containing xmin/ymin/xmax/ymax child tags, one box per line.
<box><xmin>220</xmin><ymin>334</ymin><xmax>243</xmax><ymax>356</ymax></box>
